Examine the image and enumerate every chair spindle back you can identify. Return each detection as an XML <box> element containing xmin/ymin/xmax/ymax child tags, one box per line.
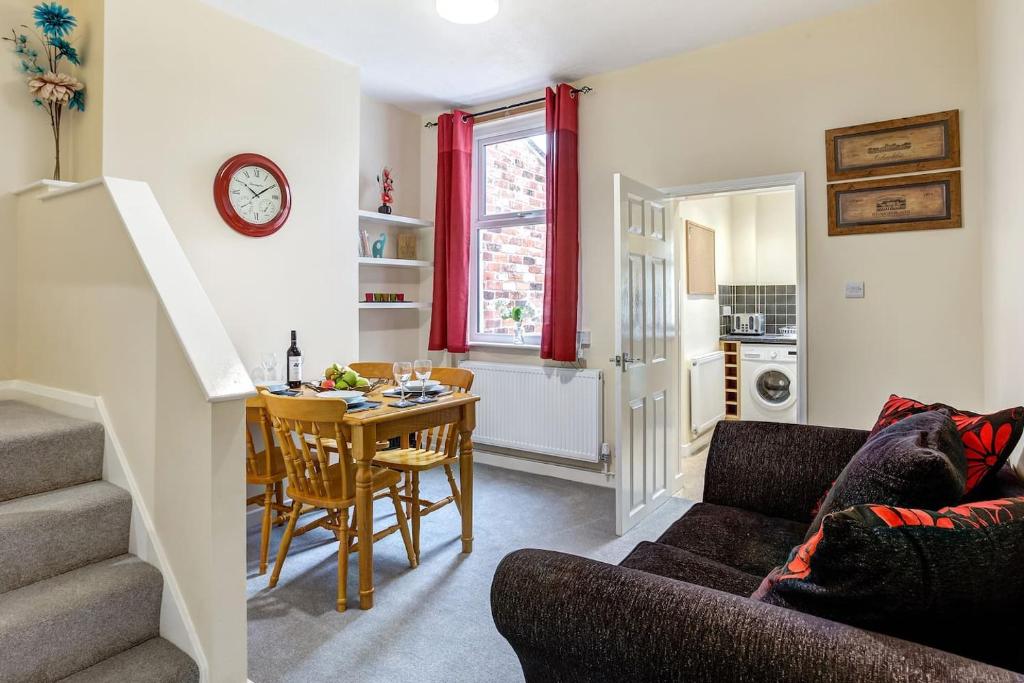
<box><xmin>415</xmin><ymin>367</ymin><xmax>474</xmax><ymax>454</ymax></box>
<box><xmin>245</xmin><ymin>395</ymin><xmax>277</xmax><ymax>477</ymax></box>
<box><xmin>348</xmin><ymin>362</ymin><xmax>397</xmax><ymax>386</ymax></box>
<box><xmin>262</xmin><ymin>393</ymin><xmax>355</xmax><ymax>502</ymax></box>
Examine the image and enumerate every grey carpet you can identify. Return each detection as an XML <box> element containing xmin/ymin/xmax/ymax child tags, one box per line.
<box><xmin>0</xmin><ymin>401</ymin><xmax>104</xmax><ymax>502</ymax></box>
<box><xmin>60</xmin><ymin>637</ymin><xmax>200</xmax><ymax>683</ymax></box>
<box><xmin>0</xmin><ymin>554</ymin><xmax>163</xmax><ymax>681</ymax></box>
<box><xmin>247</xmin><ymin>461</ymin><xmax>691</xmax><ymax>683</ymax></box>
<box><xmin>0</xmin><ymin>480</ymin><xmax>131</xmax><ymax>593</ymax></box>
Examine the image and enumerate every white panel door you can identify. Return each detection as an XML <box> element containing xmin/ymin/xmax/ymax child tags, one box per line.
<box><xmin>613</xmin><ymin>174</ymin><xmax>678</xmax><ymax>535</ymax></box>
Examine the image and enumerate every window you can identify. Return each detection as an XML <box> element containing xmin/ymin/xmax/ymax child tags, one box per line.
<box><xmin>470</xmin><ymin>117</ymin><xmax>547</xmax><ymax>346</ymax></box>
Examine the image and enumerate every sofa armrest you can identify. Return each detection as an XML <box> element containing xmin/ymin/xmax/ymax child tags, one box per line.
<box><xmin>491</xmin><ymin>549</ymin><xmax>1020</xmax><ymax>683</ymax></box>
<box><xmin>703</xmin><ymin>420</ymin><xmax>869</xmax><ymax>522</ymax></box>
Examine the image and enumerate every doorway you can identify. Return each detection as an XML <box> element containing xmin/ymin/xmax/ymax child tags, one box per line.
<box><xmin>665</xmin><ymin>173</ymin><xmax>807</xmax><ymax>504</ymax></box>
<box><xmin>662</xmin><ymin>173</ymin><xmax>807</xmax><ymax>424</ymax></box>
<box><xmin>612</xmin><ymin>173</ymin><xmax>807</xmax><ymax>534</ymax></box>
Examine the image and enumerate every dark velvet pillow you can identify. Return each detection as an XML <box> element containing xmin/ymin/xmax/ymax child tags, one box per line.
<box><xmin>870</xmin><ymin>394</ymin><xmax>1024</xmax><ymax>493</ymax></box>
<box><xmin>753</xmin><ymin>497</ymin><xmax>1024</xmax><ymax>673</ymax></box>
<box><xmin>806</xmin><ymin>410</ymin><xmax>966</xmax><ymax>536</ymax></box>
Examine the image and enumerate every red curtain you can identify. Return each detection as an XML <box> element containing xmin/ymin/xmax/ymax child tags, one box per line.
<box><xmin>541</xmin><ymin>84</ymin><xmax>581</xmax><ymax>361</ymax></box>
<box><xmin>428</xmin><ymin>110</ymin><xmax>474</xmax><ymax>353</ymax></box>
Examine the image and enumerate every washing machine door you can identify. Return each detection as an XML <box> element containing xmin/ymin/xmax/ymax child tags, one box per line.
<box><xmin>750</xmin><ymin>364</ymin><xmax>796</xmax><ymax>410</ymax></box>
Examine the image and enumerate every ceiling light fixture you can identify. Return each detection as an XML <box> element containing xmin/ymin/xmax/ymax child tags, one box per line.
<box><xmin>436</xmin><ymin>0</ymin><xmax>499</xmax><ymax>25</ymax></box>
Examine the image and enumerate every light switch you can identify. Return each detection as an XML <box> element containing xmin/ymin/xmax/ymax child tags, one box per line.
<box><xmin>845</xmin><ymin>281</ymin><xmax>865</xmax><ymax>298</ymax></box>
<box><xmin>722</xmin><ymin>305</ymin><xmax>732</xmax><ymax>315</ymax></box>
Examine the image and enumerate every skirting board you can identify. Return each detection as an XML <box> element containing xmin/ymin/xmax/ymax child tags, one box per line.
<box><xmin>474</xmin><ymin>449</ymin><xmax>613</xmax><ymax>488</ymax></box>
<box><xmin>0</xmin><ymin>380</ymin><xmax>209</xmax><ymax>681</ymax></box>
<box><xmin>681</xmin><ymin>430</ymin><xmax>714</xmax><ymax>459</ymax></box>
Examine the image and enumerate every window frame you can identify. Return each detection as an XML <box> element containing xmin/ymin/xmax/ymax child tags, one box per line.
<box><xmin>469</xmin><ymin>114</ymin><xmax>547</xmax><ymax>347</ymax></box>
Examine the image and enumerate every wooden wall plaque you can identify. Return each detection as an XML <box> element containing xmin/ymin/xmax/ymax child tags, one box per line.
<box><xmin>827</xmin><ymin>171</ymin><xmax>961</xmax><ymax>236</ymax></box>
<box><xmin>686</xmin><ymin>220</ymin><xmax>716</xmax><ymax>294</ymax></box>
<box><xmin>825</xmin><ymin>110</ymin><xmax>960</xmax><ymax>181</ymax></box>
<box><xmin>397</xmin><ymin>233</ymin><xmax>418</xmax><ymax>260</ymax></box>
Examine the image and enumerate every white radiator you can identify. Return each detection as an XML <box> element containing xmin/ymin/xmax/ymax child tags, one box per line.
<box><xmin>459</xmin><ymin>361</ymin><xmax>603</xmax><ymax>462</ymax></box>
<box><xmin>689</xmin><ymin>351</ymin><xmax>726</xmax><ymax>438</ymax></box>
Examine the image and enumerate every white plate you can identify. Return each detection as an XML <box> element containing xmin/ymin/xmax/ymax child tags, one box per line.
<box><xmin>403</xmin><ymin>379</ymin><xmax>441</xmax><ymax>390</ymax></box>
<box><xmin>317</xmin><ymin>390</ymin><xmax>367</xmax><ymax>405</ymax></box>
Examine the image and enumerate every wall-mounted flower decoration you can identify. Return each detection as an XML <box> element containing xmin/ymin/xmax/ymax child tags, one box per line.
<box><xmin>4</xmin><ymin>3</ymin><xmax>86</xmax><ymax>180</ymax></box>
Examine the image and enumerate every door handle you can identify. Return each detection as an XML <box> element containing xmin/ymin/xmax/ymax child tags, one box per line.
<box><xmin>610</xmin><ymin>353</ymin><xmax>635</xmax><ymax>372</ymax></box>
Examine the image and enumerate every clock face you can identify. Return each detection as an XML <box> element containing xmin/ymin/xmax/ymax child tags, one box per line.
<box><xmin>228</xmin><ymin>165</ymin><xmax>283</xmax><ymax>225</ymax></box>
<box><xmin>214</xmin><ymin>153</ymin><xmax>292</xmax><ymax>237</ymax></box>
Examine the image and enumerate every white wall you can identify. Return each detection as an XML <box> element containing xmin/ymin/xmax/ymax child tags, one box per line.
<box><xmin>728</xmin><ymin>195</ymin><xmax>757</xmax><ymax>284</ymax></box>
<box><xmin>0</xmin><ymin>0</ymin><xmax>60</xmax><ymax>379</ymax></box>
<box><xmin>422</xmin><ymin>0</ymin><xmax>985</xmax><ymax>441</ymax></box>
<box><xmin>101</xmin><ymin>0</ymin><xmax>361</xmax><ymax>380</ymax></box>
<box><xmin>977</xmin><ymin>0</ymin><xmax>1024</xmax><ymax>467</ymax></box>
<box><xmin>754</xmin><ymin>191</ymin><xmax>797</xmax><ymax>285</ymax></box>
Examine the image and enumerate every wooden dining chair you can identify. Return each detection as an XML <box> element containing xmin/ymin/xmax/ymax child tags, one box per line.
<box><xmin>263</xmin><ymin>392</ymin><xmax>417</xmax><ymax>612</ymax></box>
<box><xmin>348</xmin><ymin>362</ymin><xmax>397</xmax><ymax>386</ymax></box>
<box><xmin>245</xmin><ymin>395</ymin><xmax>291</xmax><ymax>575</ymax></box>
<box><xmin>372</xmin><ymin>366</ymin><xmax>474</xmax><ymax>562</ymax></box>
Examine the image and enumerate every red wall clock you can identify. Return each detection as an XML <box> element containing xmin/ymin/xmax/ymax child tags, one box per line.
<box><xmin>213</xmin><ymin>153</ymin><xmax>292</xmax><ymax>237</ymax></box>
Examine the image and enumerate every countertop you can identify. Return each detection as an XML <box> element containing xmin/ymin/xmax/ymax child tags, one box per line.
<box><xmin>720</xmin><ymin>334</ymin><xmax>797</xmax><ymax>345</ymax></box>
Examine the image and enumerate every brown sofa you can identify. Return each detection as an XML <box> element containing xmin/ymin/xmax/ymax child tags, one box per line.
<box><xmin>490</xmin><ymin>420</ymin><xmax>1024</xmax><ymax>682</ymax></box>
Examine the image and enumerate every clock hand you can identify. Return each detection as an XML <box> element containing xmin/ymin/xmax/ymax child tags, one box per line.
<box><xmin>234</xmin><ymin>180</ymin><xmax>258</xmax><ymax>196</ymax></box>
<box><xmin>254</xmin><ymin>184</ymin><xmax>278</xmax><ymax>197</ymax></box>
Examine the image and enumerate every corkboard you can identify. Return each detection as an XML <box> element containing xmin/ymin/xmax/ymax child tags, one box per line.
<box><xmin>686</xmin><ymin>221</ymin><xmax>716</xmax><ymax>295</ymax></box>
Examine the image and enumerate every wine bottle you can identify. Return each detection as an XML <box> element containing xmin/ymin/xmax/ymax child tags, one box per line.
<box><xmin>286</xmin><ymin>330</ymin><xmax>303</xmax><ymax>389</ymax></box>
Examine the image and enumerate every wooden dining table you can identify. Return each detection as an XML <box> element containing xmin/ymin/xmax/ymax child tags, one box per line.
<box><xmin>299</xmin><ymin>384</ymin><xmax>480</xmax><ymax>610</ymax></box>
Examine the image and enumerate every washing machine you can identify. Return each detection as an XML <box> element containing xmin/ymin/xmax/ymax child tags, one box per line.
<box><xmin>740</xmin><ymin>343</ymin><xmax>798</xmax><ymax>422</ymax></box>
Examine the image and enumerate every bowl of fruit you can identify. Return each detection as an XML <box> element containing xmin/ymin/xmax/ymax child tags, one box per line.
<box><xmin>321</xmin><ymin>364</ymin><xmax>373</xmax><ymax>392</ymax></box>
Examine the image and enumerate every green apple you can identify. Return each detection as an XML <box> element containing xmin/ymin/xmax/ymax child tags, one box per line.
<box><xmin>355</xmin><ymin>377</ymin><xmax>370</xmax><ymax>387</ymax></box>
<box><xmin>342</xmin><ymin>370</ymin><xmax>358</xmax><ymax>387</ymax></box>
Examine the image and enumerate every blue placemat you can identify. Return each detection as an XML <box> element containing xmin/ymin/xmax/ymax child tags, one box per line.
<box><xmin>346</xmin><ymin>401</ymin><xmax>382</xmax><ymax>414</ymax></box>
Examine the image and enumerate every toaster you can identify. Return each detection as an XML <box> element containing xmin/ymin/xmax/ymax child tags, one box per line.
<box><xmin>730</xmin><ymin>313</ymin><xmax>765</xmax><ymax>335</ymax></box>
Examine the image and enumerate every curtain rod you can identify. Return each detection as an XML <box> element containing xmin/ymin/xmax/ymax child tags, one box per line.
<box><xmin>423</xmin><ymin>86</ymin><xmax>592</xmax><ymax>128</ymax></box>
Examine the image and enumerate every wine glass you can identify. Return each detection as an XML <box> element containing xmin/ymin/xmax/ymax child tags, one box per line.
<box><xmin>412</xmin><ymin>359</ymin><xmax>433</xmax><ymax>403</ymax></box>
<box><xmin>260</xmin><ymin>352</ymin><xmax>279</xmax><ymax>382</ymax></box>
<box><xmin>392</xmin><ymin>361</ymin><xmax>414</xmax><ymax>408</ymax></box>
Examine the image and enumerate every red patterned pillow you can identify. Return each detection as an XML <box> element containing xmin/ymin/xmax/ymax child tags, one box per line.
<box><xmin>869</xmin><ymin>394</ymin><xmax>1024</xmax><ymax>492</ymax></box>
<box><xmin>753</xmin><ymin>497</ymin><xmax>1024</xmax><ymax>671</ymax></box>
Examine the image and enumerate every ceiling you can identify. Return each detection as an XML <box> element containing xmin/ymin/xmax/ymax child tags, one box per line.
<box><xmin>204</xmin><ymin>0</ymin><xmax>875</xmax><ymax>114</ymax></box>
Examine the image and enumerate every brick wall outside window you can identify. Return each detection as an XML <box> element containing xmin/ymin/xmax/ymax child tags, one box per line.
<box><xmin>477</xmin><ymin>134</ymin><xmax>547</xmax><ymax>337</ymax></box>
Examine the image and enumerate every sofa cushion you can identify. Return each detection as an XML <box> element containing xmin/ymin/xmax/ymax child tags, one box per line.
<box><xmin>808</xmin><ymin>410</ymin><xmax>966</xmax><ymax>536</ymax></box>
<box><xmin>656</xmin><ymin>502</ymin><xmax>808</xmax><ymax>576</ymax></box>
<box><xmin>870</xmin><ymin>393</ymin><xmax>1024</xmax><ymax>493</ymax></box>
<box><xmin>619</xmin><ymin>541</ymin><xmax>761</xmax><ymax>597</ymax></box>
<box><xmin>753</xmin><ymin>496</ymin><xmax>1024</xmax><ymax>673</ymax></box>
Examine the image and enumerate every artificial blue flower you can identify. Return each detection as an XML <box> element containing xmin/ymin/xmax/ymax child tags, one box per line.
<box><xmin>33</xmin><ymin>3</ymin><xmax>76</xmax><ymax>38</ymax></box>
<box><xmin>68</xmin><ymin>88</ymin><xmax>85</xmax><ymax>112</ymax></box>
<box><xmin>51</xmin><ymin>37</ymin><xmax>79</xmax><ymax>65</ymax></box>
<box><xmin>17</xmin><ymin>34</ymin><xmax>28</xmax><ymax>44</ymax></box>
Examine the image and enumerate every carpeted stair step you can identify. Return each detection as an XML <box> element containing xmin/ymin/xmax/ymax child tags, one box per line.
<box><xmin>0</xmin><ymin>401</ymin><xmax>105</xmax><ymax>502</ymax></box>
<box><xmin>0</xmin><ymin>481</ymin><xmax>132</xmax><ymax>594</ymax></box>
<box><xmin>60</xmin><ymin>637</ymin><xmax>200</xmax><ymax>683</ymax></box>
<box><xmin>0</xmin><ymin>554</ymin><xmax>163</xmax><ymax>682</ymax></box>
